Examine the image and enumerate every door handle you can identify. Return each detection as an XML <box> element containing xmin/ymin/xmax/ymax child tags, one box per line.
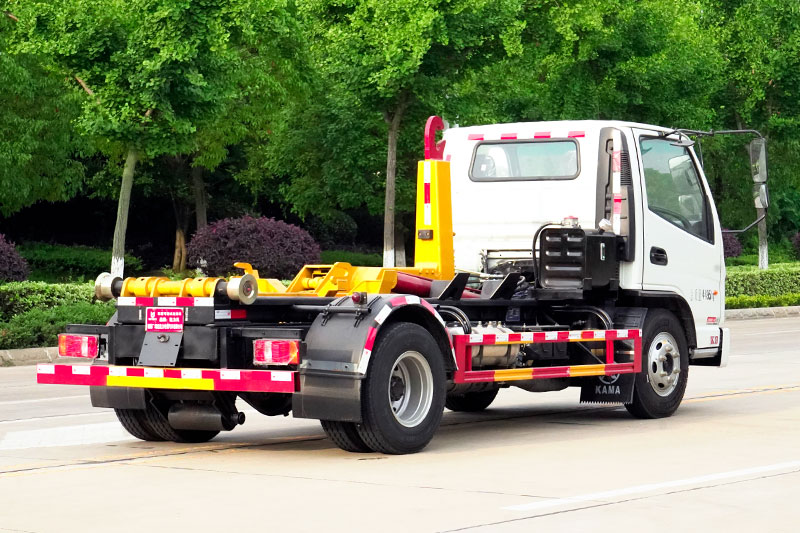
<box><xmin>650</xmin><ymin>247</ymin><xmax>668</xmax><ymax>266</ymax></box>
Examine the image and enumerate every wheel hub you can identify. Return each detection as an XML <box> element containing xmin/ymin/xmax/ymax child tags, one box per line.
<box><xmin>647</xmin><ymin>332</ymin><xmax>681</xmax><ymax>397</ymax></box>
<box><xmin>389</xmin><ymin>376</ymin><xmax>405</xmax><ymax>402</ymax></box>
<box><xmin>387</xmin><ymin>351</ymin><xmax>434</xmax><ymax>428</ymax></box>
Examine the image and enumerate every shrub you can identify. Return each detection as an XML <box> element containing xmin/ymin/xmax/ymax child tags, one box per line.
<box><xmin>0</xmin><ymin>234</ymin><xmax>29</xmax><ymax>282</ymax></box>
<box><xmin>726</xmin><ymin>293</ymin><xmax>800</xmax><ymax>309</ymax></box>
<box><xmin>18</xmin><ymin>242</ymin><xmax>143</xmax><ymax>280</ymax></box>
<box><xmin>188</xmin><ymin>216</ymin><xmax>321</xmax><ymax>279</ymax></box>
<box><xmin>306</xmin><ymin>212</ymin><xmax>358</xmax><ymax>248</ymax></box>
<box><xmin>0</xmin><ymin>301</ymin><xmax>115</xmax><ymax>350</ymax></box>
<box><xmin>320</xmin><ymin>250</ymin><xmax>382</xmax><ymax>267</ymax></box>
<box><xmin>0</xmin><ymin>282</ymin><xmax>94</xmax><ymax>322</ymax></box>
<box><xmin>726</xmin><ymin>263</ymin><xmax>800</xmax><ymax>297</ymax></box>
<box><xmin>722</xmin><ymin>230</ymin><xmax>742</xmax><ymax>258</ymax></box>
<box><xmin>794</xmin><ymin>232</ymin><xmax>800</xmax><ymax>259</ymax></box>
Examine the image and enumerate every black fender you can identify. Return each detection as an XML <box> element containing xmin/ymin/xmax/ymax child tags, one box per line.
<box><xmin>619</xmin><ymin>290</ymin><xmax>697</xmax><ymax>349</ymax></box>
<box><xmin>292</xmin><ymin>294</ymin><xmax>453</xmax><ymax>422</ymax></box>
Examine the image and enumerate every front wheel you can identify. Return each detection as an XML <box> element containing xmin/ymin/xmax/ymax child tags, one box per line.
<box><xmin>356</xmin><ymin>323</ymin><xmax>446</xmax><ymax>454</ymax></box>
<box><xmin>625</xmin><ymin>309</ymin><xmax>689</xmax><ymax>419</ymax></box>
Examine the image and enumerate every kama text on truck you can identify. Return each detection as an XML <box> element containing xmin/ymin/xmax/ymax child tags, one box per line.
<box><xmin>38</xmin><ymin>118</ymin><xmax>769</xmax><ymax>454</ymax></box>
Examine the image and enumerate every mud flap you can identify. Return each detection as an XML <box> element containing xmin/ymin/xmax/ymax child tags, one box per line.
<box><xmin>138</xmin><ymin>331</ymin><xmax>183</xmax><ymax>367</ymax></box>
<box><xmin>580</xmin><ymin>373</ymin><xmax>635</xmax><ymax>404</ymax></box>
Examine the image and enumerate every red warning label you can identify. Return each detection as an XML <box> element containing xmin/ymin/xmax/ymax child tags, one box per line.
<box><xmin>145</xmin><ymin>308</ymin><xmax>184</xmax><ymax>333</ymax></box>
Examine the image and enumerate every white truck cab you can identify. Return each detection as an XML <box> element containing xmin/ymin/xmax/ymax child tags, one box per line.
<box><xmin>441</xmin><ymin>120</ymin><xmax>766</xmax><ymax>368</ymax></box>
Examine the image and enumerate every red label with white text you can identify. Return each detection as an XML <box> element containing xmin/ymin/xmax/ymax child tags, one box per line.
<box><xmin>146</xmin><ymin>308</ymin><xmax>184</xmax><ymax>333</ymax></box>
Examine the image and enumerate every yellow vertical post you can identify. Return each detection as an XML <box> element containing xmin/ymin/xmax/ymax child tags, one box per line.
<box><xmin>414</xmin><ymin>160</ymin><xmax>455</xmax><ymax>280</ymax></box>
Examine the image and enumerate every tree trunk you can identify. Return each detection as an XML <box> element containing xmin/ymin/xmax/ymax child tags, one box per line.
<box><xmin>192</xmin><ymin>164</ymin><xmax>208</xmax><ymax>230</ymax></box>
<box><xmin>172</xmin><ymin>227</ymin><xmax>187</xmax><ymax>272</ymax></box>
<box><xmin>394</xmin><ymin>224</ymin><xmax>406</xmax><ymax>267</ymax></box>
<box><xmin>111</xmin><ymin>148</ymin><xmax>139</xmax><ymax>277</ymax></box>
<box><xmin>171</xmin><ymin>194</ymin><xmax>190</xmax><ymax>273</ymax></box>
<box><xmin>757</xmin><ymin>207</ymin><xmax>768</xmax><ymax>270</ymax></box>
<box><xmin>382</xmin><ymin>100</ymin><xmax>407</xmax><ymax>268</ymax></box>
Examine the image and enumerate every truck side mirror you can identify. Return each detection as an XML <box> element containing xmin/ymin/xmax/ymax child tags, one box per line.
<box><xmin>749</xmin><ymin>138</ymin><xmax>768</xmax><ymax>183</ymax></box>
<box><xmin>754</xmin><ymin>183</ymin><xmax>769</xmax><ymax>209</ymax></box>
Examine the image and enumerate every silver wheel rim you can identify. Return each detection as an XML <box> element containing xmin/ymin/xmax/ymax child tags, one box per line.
<box><xmin>647</xmin><ymin>332</ymin><xmax>681</xmax><ymax>397</ymax></box>
<box><xmin>388</xmin><ymin>351</ymin><xmax>434</xmax><ymax>428</ymax></box>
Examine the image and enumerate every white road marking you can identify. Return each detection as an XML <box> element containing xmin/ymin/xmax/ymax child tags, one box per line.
<box><xmin>0</xmin><ymin>411</ymin><xmax>111</xmax><ymax>425</ymax></box>
<box><xmin>0</xmin><ymin>422</ymin><xmax>132</xmax><ymax>450</ymax></box>
<box><xmin>504</xmin><ymin>460</ymin><xmax>800</xmax><ymax>512</ymax></box>
<box><xmin>0</xmin><ymin>395</ymin><xmax>86</xmax><ymax>406</ymax></box>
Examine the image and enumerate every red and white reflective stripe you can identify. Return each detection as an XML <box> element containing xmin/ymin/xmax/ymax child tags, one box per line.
<box><xmin>36</xmin><ymin>364</ymin><xmax>297</xmax><ymax>393</ymax></box>
<box><xmin>534</xmin><ymin>132</ymin><xmax>551</xmax><ymax>139</ymax></box>
<box><xmin>117</xmin><ymin>297</ymin><xmax>215</xmax><ymax>307</ymax></box>
<box><xmin>568</xmin><ymin>131</ymin><xmax>585</xmax><ymax>138</ymax></box>
<box><xmin>613</xmin><ymin>193</ymin><xmax>623</xmax><ymax>214</ymax></box>
<box><xmin>423</xmin><ymin>161</ymin><xmax>432</xmax><ymax>225</ymax></box>
<box><xmin>458</xmin><ymin>329</ymin><xmax>641</xmax><ymax>345</ymax></box>
<box><xmin>500</xmin><ymin>133</ymin><xmax>517</xmax><ymax>140</ymax></box>
<box><xmin>215</xmin><ymin>309</ymin><xmax>247</xmax><ymax>320</ymax></box>
<box><xmin>467</xmin><ymin>133</ymin><xmax>484</xmax><ymax>141</ymax></box>
<box><xmin>611</xmin><ymin>129</ymin><xmax>622</xmax><ymax>233</ymax></box>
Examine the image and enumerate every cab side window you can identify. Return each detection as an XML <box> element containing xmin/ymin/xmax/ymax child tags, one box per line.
<box><xmin>640</xmin><ymin>138</ymin><xmax>712</xmax><ymax>242</ymax></box>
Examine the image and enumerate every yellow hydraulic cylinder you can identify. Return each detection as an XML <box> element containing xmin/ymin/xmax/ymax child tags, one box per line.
<box><xmin>414</xmin><ymin>159</ymin><xmax>455</xmax><ymax>280</ymax></box>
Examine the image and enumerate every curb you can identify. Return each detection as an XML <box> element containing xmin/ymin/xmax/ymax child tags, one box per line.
<box><xmin>0</xmin><ymin>348</ymin><xmax>84</xmax><ymax>367</ymax></box>
<box><xmin>2</xmin><ymin>307</ymin><xmax>799</xmax><ymax>367</ymax></box>
<box><xmin>724</xmin><ymin>305</ymin><xmax>800</xmax><ymax>321</ymax></box>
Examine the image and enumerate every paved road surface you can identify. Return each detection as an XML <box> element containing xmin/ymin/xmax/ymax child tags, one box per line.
<box><xmin>1</xmin><ymin>317</ymin><xmax>798</xmax><ymax>532</ymax></box>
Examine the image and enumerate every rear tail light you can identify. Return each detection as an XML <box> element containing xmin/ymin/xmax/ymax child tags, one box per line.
<box><xmin>58</xmin><ymin>334</ymin><xmax>99</xmax><ymax>359</ymax></box>
<box><xmin>253</xmin><ymin>339</ymin><xmax>300</xmax><ymax>366</ymax></box>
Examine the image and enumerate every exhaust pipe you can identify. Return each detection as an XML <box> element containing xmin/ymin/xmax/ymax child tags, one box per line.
<box><xmin>168</xmin><ymin>403</ymin><xmax>245</xmax><ymax>431</ymax></box>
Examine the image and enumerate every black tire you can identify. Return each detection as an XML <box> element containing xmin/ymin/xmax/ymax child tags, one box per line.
<box><xmin>320</xmin><ymin>420</ymin><xmax>373</xmax><ymax>453</ymax></box>
<box><xmin>356</xmin><ymin>323</ymin><xmax>446</xmax><ymax>454</ymax></box>
<box><xmin>445</xmin><ymin>389</ymin><xmax>499</xmax><ymax>412</ymax></box>
<box><xmin>139</xmin><ymin>400</ymin><xmax>220</xmax><ymax>443</ymax></box>
<box><xmin>114</xmin><ymin>408</ymin><xmax>164</xmax><ymax>441</ymax></box>
<box><xmin>625</xmin><ymin>309</ymin><xmax>689</xmax><ymax>419</ymax></box>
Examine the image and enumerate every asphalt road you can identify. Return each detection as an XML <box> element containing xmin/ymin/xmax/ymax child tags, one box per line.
<box><xmin>1</xmin><ymin>317</ymin><xmax>799</xmax><ymax>532</ymax></box>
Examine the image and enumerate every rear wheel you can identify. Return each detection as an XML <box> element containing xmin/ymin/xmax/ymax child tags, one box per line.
<box><xmin>356</xmin><ymin>323</ymin><xmax>445</xmax><ymax>454</ymax></box>
<box><xmin>445</xmin><ymin>389</ymin><xmax>499</xmax><ymax>412</ymax></box>
<box><xmin>320</xmin><ymin>420</ymin><xmax>372</xmax><ymax>453</ymax></box>
<box><xmin>625</xmin><ymin>309</ymin><xmax>689</xmax><ymax>419</ymax></box>
<box><xmin>115</xmin><ymin>408</ymin><xmax>164</xmax><ymax>441</ymax></box>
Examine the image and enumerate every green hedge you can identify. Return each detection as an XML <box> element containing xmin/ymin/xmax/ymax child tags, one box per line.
<box><xmin>725</xmin><ymin>293</ymin><xmax>800</xmax><ymax>309</ymax></box>
<box><xmin>18</xmin><ymin>242</ymin><xmax>143</xmax><ymax>281</ymax></box>
<box><xmin>320</xmin><ymin>250</ymin><xmax>382</xmax><ymax>267</ymax></box>
<box><xmin>726</xmin><ymin>263</ymin><xmax>800</xmax><ymax>297</ymax></box>
<box><xmin>0</xmin><ymin>301</ymin><xmax>115</xmax><ymax>350</ymax></box>
<box><xmin>0</xmin><ymin>281</ymin><xmax>94</xmax><ymax>322</ymax></box>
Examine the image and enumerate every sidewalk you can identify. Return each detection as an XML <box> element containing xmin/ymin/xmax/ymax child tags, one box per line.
<box><xmin>4</xmin><ymin>307</ymin><xmax>799</xmax><ymax>367</ymax></box>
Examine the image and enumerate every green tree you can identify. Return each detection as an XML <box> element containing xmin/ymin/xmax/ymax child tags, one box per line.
<box><xmin>700</xmin><ymin>0</ymin><xmax>800</xmax><ymax>267</ymax></box>
<box><xmin>5</xmin><ymin>0</ymin><xmax>298</xmax><ymax>276</ymax></box>
<box><xmin>297</xmin><ymin>0</ymin><xmax>525</xmax><ymax>266</ymax></box>
<box><xmin>0</xmin><ymin>14</ymin><xmax>85</xmax><ymax>216</ymax></box>
<box><xmin>449</xmin><ymin>0</ymin><xmax>722</xmax><ymax>128</ymax></box>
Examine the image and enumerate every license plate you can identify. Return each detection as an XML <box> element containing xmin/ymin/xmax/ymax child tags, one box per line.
<box><xmin>145</xmin><ymin>307</ymin><xmax>184</xmax><ymax>333</ymax></box>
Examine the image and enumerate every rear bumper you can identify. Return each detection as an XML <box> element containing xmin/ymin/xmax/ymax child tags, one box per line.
<box><xmin>37</xmin><ymin>364</ymin><xmax>298</xmax><ymax>394</ymax></box>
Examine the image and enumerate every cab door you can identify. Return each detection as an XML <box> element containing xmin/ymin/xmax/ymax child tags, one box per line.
<box><xmin>633</xmin><ymin>129</ymin><xmax>723</xmax><ymax>350</ymax></box>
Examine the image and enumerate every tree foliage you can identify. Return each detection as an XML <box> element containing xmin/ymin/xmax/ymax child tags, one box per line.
<box><xmin>0</xmin><ymin>16</ymin><xmax>85</xmax><ymax>216</ymax></box>
<box><xmin>2</xmin><ymin>0</ymin><xmax>800</xmax><ymax>266</ymax></box>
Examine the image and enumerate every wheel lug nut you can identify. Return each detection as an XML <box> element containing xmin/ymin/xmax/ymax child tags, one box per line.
<box><xmin>665</xmin><ymin>345</ymin><xmax>673</xmax><ymax>353</ymax></box>
<box><xmin>658</xmin><ymin>355</ymin><xmax>667</xmax><ymax>362</ymax></box>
